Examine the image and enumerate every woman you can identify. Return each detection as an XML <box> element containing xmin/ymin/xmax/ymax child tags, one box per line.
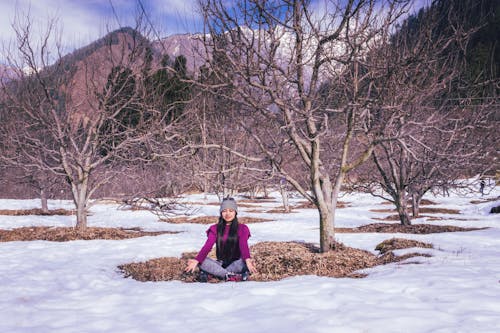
<box><xmin>185</xmin><ymin>197</ymin><xmax>257</xmax><ymax>281</ymax></box>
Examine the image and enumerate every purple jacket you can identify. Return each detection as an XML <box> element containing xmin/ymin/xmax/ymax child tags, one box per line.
<box><xmin>195</xmin><ymin>223</ymin><xmax>251</xmax><ymax>263</ymax></box>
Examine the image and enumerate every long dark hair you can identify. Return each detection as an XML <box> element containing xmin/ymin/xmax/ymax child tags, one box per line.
<box><xmin>216</xmin><ymin>214</ymin><xmax>240</xmax><ymax>264</ymax></box>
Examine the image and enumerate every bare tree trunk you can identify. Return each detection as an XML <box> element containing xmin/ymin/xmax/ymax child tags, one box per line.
<box><xmin>411</xmin><ymin>193</ymin><xmax>418</xmax><ymax>218</ymax></box>
<box><xmin>75</xmin><ymin>202</ymin><xmax>88</xmax><ymax>229</ymax></box>
<box><xmin>396</xmin><ymin>193</ymin><xmax>411</xmax><ymax>226</ymax></box>
<box><xmin>411</xmin><ymin>191</ymin><xmax>429</xmax><ymax>218</ymax></box>
<box><xmin>279</xmin><ymin>178</ymin><xmax>290</xmax><ymax>213</ymax></box>
<box><xmin>318</xmin><ymin>202</ymin><xmax>335</xmax><ymax>251</ymax></box>
<box><xmin>314</xmin><ymin>169</ymin><xmax>336</xmax><ymax>252</ymax></box>
<box><xmin>70</xmin><ymin>171</ymin><xmax>90</xmax><ymax>230</ymax></box>
<box><xmin>40</xmin><ymin>188</ymin><xmax>49</xmax><ymax>213</ymax></box>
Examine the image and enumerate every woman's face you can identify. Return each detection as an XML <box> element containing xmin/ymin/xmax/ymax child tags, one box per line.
<box><xmin>221</xmin><ymin>209</ymin><xmax>236</xmax><ymax>223</ymax></box>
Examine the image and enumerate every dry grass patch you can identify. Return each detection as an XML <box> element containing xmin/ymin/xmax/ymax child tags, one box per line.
<box><xmin>250</xmin><ymin>241</ymin><xmax>376</xmax><ymax>280</ymax></box>
<box><xmin>119</xmin><ymin>239</ymin><xmax>433</xmax><ymax>283</ymax></box>
<box><xmin>161</xmin><ymin>216</ymin><xmax>273</xmax><ymax>224</ymax></box>
<box><xmin>0</xmin><ymin>208</ymin><xmax>74</xmax><ymax>216</ymax></box>
<box><xmin>0</xmin><ymin>226</ymin><xmax>178</xmax><ymax>242</ymax></box>
<box><xmin>117</xmin><ymin>222</ymin><xmax>481</xmax><ymax>283</ymax></box>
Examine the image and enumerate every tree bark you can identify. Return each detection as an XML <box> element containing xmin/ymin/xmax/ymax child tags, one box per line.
<box><xmin>40</xmin><ymin>188</ymin><xmax>49</xmax><ymax>213</ymax></box>
<box><xmin>279</xmin><ymin>178</ymin><xmax>290</xmax><ymax>213</ymax></box>
<box><xmin>72</xmin><ymin>172</ymin><xmax>90</xmax><ymax>230</ymax></box>
<box><xmin>396</xmin><ymin>194</ymin><xmax>411</xmax><ymax>226</ymax></box>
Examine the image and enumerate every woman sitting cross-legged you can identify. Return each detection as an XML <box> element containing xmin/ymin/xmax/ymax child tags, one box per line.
<box><xmin>184</xmin><ymin>197</ymin><xmax>257</xmax><ymax>282</ymax></box>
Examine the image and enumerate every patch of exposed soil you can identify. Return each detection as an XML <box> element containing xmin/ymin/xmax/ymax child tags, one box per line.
<box><xmin>336</xmin><ymin>223</ymin><xmax>486</xmax><ymax>234</ymax></box>
<box><xmin>0</xmin><ymin>227</ymin><xmax>178</xmax><ymax>242</ymax></box>
<box><xmin>160</xmin><ymin>216</ymin><xmax>273</xmax><ymax>224</ymax></box>
<box><xmin>0</xmin><ymin>208</ymin><xmax>74</xmax><ymax>216</ymax></box>
<box><xmin>118</xmin><ymin>239</ymin><xmax>434</xmax><ymax>283</ymax></box>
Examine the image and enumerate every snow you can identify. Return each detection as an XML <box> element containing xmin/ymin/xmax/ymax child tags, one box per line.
<box><xmin>1</xmin><ymin>187</ymin><xmax>500</xmax><ymax>333</ymax></box>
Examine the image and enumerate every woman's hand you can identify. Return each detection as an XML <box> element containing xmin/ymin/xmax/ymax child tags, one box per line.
<box><xmin>245</xmin><ymin>258</ymin><xmax>258</xmax><ymax>274</ymax></box>
<box><xmin>184</xmin><ymin>259</ymin><xmax>199</xmax><ymax>273</ymax></box>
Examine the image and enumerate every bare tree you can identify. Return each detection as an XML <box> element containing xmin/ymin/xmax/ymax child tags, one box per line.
<box><xmin>0</xmin><ymin>15</ymin><xmax>168</xmax><ymax>229</ymax></box>
<box><xmin>194</xmin><ymin>0</ymin><xmax>420</xmax><ymax>251</ymax></box>
<box><xmin>351</xmin><ymin>0</ymin><xmax>497</xmax><ymax>225</ymax></box>
<box><xmin>171</xmin><ymin>62</ymin><xmax>274</xmax><ymax>199</ymax></box>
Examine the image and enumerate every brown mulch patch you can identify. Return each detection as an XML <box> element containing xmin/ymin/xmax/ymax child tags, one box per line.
<box><xmin>293</xmin><ymin>201</ymin><xmax>349</xmax><ymax>209</ymax></box>
<box><xmin>262</xmin><ymin>208</ymin><xmax>295</xmax><ymax>213</ymax></box>
<box><xmin>118</xmin><ymin>239</ymin><xmax>434</xmax><ymax>283</ymax></box>
<box><xmin>375</xmin><ymin>238</ymin><xmax>433</xmax><ymax>254</ymax></box>
<box><xmin>239</xmin><ymin>198</ymin><xmax>278</xmax><ymax>203</ymax></box>
<box><xmin>372</xmin><ymin>206</ymin><xmax>461</xmax><ymax>222</ymax></box>
<box><xmin>419</xmin><ymin>207</ymin><xmax>460</xmax><ymax>214</ymax></box>
<box><xmin>380</xmin><ymin>199</ymin><xmax>436</xmax><ymax>206</ymax></box>
<box><xmin>470</xmin><ymin>196</ymin><xmax>500</xmax><ymax>204</ymax></box>
<box><xmin>370</xmin><ymin>207</ymin><xmax>459</xmax><ymax>215</ymax></box>
<box><xmin>0</xmin><ymin>226</ymin><xmax>179</xmax><ymax>242</ymax></box>
<box><xmin>0</xmin><ymin>208</ymin><xmax>74</xmax><ymax>216</ymax></box>
<box><xmin>160</xmin><ymin>216</ymin><xmax>273</xmax><ymax>224</ymax></box>
<box><xmin>372</xmin><ymin>214</ymin><xmax>403</xmax><ymax>221</ymax></box>
<box><xmin>336</xmin><ymin>223</ymin><xmax>486</xmax><ymax>234</ymax></box>
<box><xmin>185</xmin><ymin>202</ymin><xmax>257</xmax><ymax>208</ymax></box>
<box><xmin>245</xmin><ymin>207</ymin><xmax>296</xmax><ymax>214</ymax></box>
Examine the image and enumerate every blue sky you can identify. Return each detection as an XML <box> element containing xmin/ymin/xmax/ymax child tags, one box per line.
<box><xmin>0</xmin><ymin>0</ymin><xmax>429</xmax><ymax>61</ymax></box>
<box><xmin>0</xmin><ymin>0</ymin><xmax>203</xmax><ymax>53</ymax></box>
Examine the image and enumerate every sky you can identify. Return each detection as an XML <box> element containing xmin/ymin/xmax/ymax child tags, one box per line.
<box><xmin>0</xmin><ymin>0</ymin><xmax>430</xmax><ymax>50</ymax></box>
<box><xmin>0</xmin><ymin>0</ymin><xmax>203</xmax><ymax>55</ymax></box>
<box><xmin>0</xmin><ymin>183</ymin><xmax>499</xmax><ymax>332</ymax></box>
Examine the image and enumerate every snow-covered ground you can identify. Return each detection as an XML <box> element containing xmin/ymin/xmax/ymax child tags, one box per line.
<box><xmin>0</xmin><ymin>186</ymin><xmax>499</xmax><ymax>333</ymax></box>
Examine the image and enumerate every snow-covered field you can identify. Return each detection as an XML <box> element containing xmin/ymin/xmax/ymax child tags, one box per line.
<box><xmin>0</xmin><ymin>187</ymin><xmax>499</xmax><ymax>333</ymax></box>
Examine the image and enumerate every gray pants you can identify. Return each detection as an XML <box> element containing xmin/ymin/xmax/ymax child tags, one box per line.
<box><xmin>199</xmin><ymin>258</ymin><xmax>246</xmax><ymax>279</ymax></box>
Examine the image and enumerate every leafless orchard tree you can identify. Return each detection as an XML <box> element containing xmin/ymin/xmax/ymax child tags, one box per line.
<box><xmin>194</xmin><ymin>0</ymin><xmax>422</xmax><ymax>252</ymax></box>
<box><xmin>183</xmin><ymin>73</ymin><xmax>276</xmax><ymax>198</ymax></box>
<box><xmin>0</xmin><ymin>15</ymin><xmax>172</xmax><ymax>229</ymax></box>
<box><xmin>350</xmin><ymin>1</ymin><xmax>497</xmax><ymax>225</ymax></box>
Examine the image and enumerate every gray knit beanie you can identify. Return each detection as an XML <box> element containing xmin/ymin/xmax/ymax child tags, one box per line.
<box><xmin>220</xmin><ymin>197</ymin><xmax>238</xmax><ymax>213</ymax></box>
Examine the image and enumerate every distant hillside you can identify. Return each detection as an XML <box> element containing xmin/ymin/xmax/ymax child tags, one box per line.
<box><xmin>59</xmin><ymin>27</ymin><xmax>154</xmax><ymax>69</ymax></box>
